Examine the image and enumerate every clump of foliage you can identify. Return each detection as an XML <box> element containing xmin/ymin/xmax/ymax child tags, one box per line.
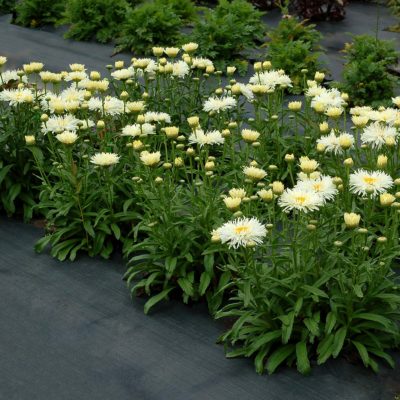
<box><xmin>190</xmin><ymin>0</ymin><xmax>265</xmax><ymax>73</ymax></box>
<box><xmin>14</xmin><ymin>0</ymin><xmax>64</xmax><ymax>27</ymax></box>
<box><xmin>115</xmin><ymin>1</ymin><xmax>183</xmax><ymax>55</ymax></box>
<box><xmin>0</xmin><ymin>0</ymin><xmax>15</xmax><ymax>15</ymax></box>
<box><xmin>124</xmin><ymin>183</ymin><xmax>227</xmax><ymax>315</ymax></box>
<box><xmin>62</xmin><ymin>0</ymin><xmax>130</xmax><ymax>43</ymax></box>
<box><xmin>0</xmin><ymin>90</ymin><xmax>43</xmax><ymax>220</ymax></box>
<box><xmin>388</xmin><ymin>0</ymin><xmax>400</xmax><ymax>32</ymax></box>
<box><xmin>156</xmin><ymin>0</ymin><xmax>198</xmax><ymax>22</ymax></box>
<box><xmin>289</xmin><ymin>0</ymin><xmax>347</xmax><ymax>20</ymax></box>
<box><xmin>217</xmin><ymin>214</ymin><xmax>400</xmax><ymax>374</ymax></box>
<box><xmin>339</xmin><ymin>35</ymin><xmax>399</xmax><ymax>107</ymax></box>
<box><xmin>265</xmin><ymin>15</ymin><xmax>325</xmax><ymax>92</ymax></box>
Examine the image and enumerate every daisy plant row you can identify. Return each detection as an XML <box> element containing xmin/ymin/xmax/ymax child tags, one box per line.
<box><xmin>0</xmin><ymin>46</ymin><xmax>400</xmax><ymax>375</ymax></box>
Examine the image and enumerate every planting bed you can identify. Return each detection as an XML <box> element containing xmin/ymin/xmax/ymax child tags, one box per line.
<box><xmin>0</xmin><ymin>217</ymin><xmax>399</xmax><ymax>399</ymax></box>
<box><xmin>1</xmin><ymin>1</ymin><xmax>400</xmax><ymax>399</ymax></box>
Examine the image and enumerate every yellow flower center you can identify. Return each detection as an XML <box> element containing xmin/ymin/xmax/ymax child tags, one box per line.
<box><xmin>363</xmin><ymin>176</ymin><xmax>377</xmax><ymax>185</ymax></box>
<box><xmin>294</xmin><ymin>195</ymin><xmax>307</xmax><ymax>205</ymax></box>
<box><xmin>313</xmin><ymin>183</ymin><xmax>322</xmax><ymax>191</ymax></box>
<box><xmin>234</xmin><ymin>225</ymin><xmax>249</xmax><ymax>234</ymax></box>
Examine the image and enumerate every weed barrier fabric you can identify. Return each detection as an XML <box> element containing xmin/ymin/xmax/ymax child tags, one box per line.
<box><xmin>0</xmin><ymin>217</ymin><xmax>399</xmax><ymax>400</ymax></box>
<box><xmin>0</xmin><ymin>2</ymin><xmax>400</xmax><ymax>398</ymax></box>
<box><xmin>0</xmin><ymin>1</ymin><xmax>399</xmax><ymax>81</ymax></box>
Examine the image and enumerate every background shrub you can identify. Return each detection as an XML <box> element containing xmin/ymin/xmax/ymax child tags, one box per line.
<box><xmin>14</xmin><ymin>0</ymin><xmax>64</xmax><ymax>27</ymax></box>
<box><xmin>339</xmin><ymin>35</ymin><xmax>399</xmax><ymax>106</ymax></box>
<box><xmin>289</xmin><ymin>0</ymin><xmax>348</xmax><ymax>20</ymax></box>
<box><xmin>115</xmin><ymin>1</ymin><xmax>183</xmax><ymax>55</ymax></box>
<box><xmin>156</xmin><ymin>0</ymin><xmax>198</xmax><ymax>22</ymax></box>
<box><xmin>0</xmin><ymin>0</ymin><xmax>15</xmax><ymax>15</ymax></box>
<box><xmin>63</xmin><ymin>0</ymin><xmax>131</xmax><ymax>43</ymax></box>
<box><xmin>190</xmin><ymin>0</ymin><xmax>265</xmax><ymax>72</ymax></box>
<box><xmin>266</xmin><ymin>15</ymin><xmax>325</xmax><ymax>92</ymax></box>
<box><xmin>388</xmin><ymin>0</ymin><xmax>400</xmax><ymax>32</ymax></box>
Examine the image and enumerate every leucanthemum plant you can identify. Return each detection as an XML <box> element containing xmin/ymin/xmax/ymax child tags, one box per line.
<box><xmin>1</xmin><ymin>44</ymin><xmax>400</xmax><ymax>374</ymax></box>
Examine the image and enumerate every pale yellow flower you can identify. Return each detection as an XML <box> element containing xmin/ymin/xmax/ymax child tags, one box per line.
<box><xmin>140</xmin><ymin>151</ymin><xmax>161</xmax><ymax>167</ymax></box>
<box><xmin>344</xmin><ymin>213</ymin><xmax>360</xmax><ymax>228</ymax></box>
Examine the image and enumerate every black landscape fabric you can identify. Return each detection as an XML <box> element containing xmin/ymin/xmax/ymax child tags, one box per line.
<box><xmin>0</xmin><ymin>1</ymin><xmax>400</xmax><ymax>398</ymax></box>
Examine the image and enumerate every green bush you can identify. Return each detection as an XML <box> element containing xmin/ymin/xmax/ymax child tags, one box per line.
<box><xmin>63</xmin><ymin>0</ymin><xmax>131</xmax><ymax>43</ymax></box>
<box><xmin>265</xmin><ymin>16</ymin><xmax>325</xmax><ymax>92</ymax></box>
<box><xmin>217</xmin><ymin>217</ymin><xmax>400</xmax><ymax>374</ymax></box>
<box><xmin>190</xmin><ymin>0</ymin><xmax>265</xmax><ymax>72</ymax></box>
<box><xmin>116</xmin><ymin>1</ymin><xmax>183</xmax><ymax>55</ymax></box>
<box><xmin>14</xmin><ymin>0</ymin><xmax>64</xmax><ymax>27</ymax></box>
<box><xmin>156</xmin><ymin>0</ymin><xmax>197</xmax><ymax>22</ymax></box>
<box><xmin>0</xmin><ymin>0</ymin><xmax>15</xmax><ymax>14</ymax></box>
<box><xmin>339</xmin><ymin>35</ymin><xmax>399</xmax><ymax>107</ymax></box>
<box><xmin>388</xmin><ymin>0</ymin><xmax>400</xmax><ymax>32</ymax></box>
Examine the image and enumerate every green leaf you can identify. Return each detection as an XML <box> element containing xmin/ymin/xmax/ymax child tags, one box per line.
<box><xmin>296</xmin><ymin>342</ymin><xmax>311</xmax><ymax>375</ymax></box>
<box><xmin>144</xmin><ymin>287</ymin><xmax>174</xmax><ymax>314</ymax></box>
<box><xmin>352</xmin><ymin>340</ymin><xmax>369</xmax><ymax>367</ymax></box>
<box><xmin>317</xmin><ymin>334</ymin><xmax>334</xmax><ymax>365</ymax></box>
<box><xmin>294</xmin><ymin>297</ymin><xmax>303</xmax><ymax>316</ymax></box>
<box><xmin>280</xmin><ymin>311</ymin><xmax>295</xmax><ymax>344</ymax></box>
<box><xmin>204</xmin><ymin>253</ymin><xmax>214</xmax><ymax>274</ymax></box>
<box><xmin>302</xmin><ymin>284</ymin><xmax>329</xmax><ymax>299</ymax></box>
<box><xmin>325</xmin><ymin>311</ymin><xmax>337</xmax><ymax>335</ymax></box>
<box><xmin>199</xmin><ymin>272</ymin><xmax>212</xmax><ymax>296</ymax></box>
<box><xmin>34</xmin><ymin>235</ymin><xmax>53</xmax><ymax>253</ymax></box>
<box><xmin>243</xmin><ymin>280</ymin><xmax>252</xmax><ymax>308</ymax></box>
<box><xmin>177</xmin><ymin>277</ymin><xmax>194</xmax><ymax>297</ymax></box>
<box><xmin>353</xmin><ymin>284</ymin><xmax>364</xmax><ymax>298</ymax></box>
<box><xmin>0</xmin><ymin>164</ymin><xmax>13</xmax><ymax>185</ymax></box>
<box><xmin>111</xmin><ymin>223</ymin><xmax>121</xmax><ymax>240</ymax></box>
<box><xmin>332</xmin><ymin>326</ymin><xmax>347</xmax><ymax>358</ymax></box>
<box><xmin>165</xmin><ymin>256</ymin><xmax>177</xmax><ymax>275</ymax></box>
<box><xmin>266</xmin><ymin>344</ymin><xmax>295</xmax><ymax>375</ymax></box>
<box><xmin>247</xmin><ymin>330</ymin><xmax>281</xmax><ymax>356</ymax></box>
<box><xmin>353</xmin><ymin>313</ymin><xmax>391</xmax><ymax>328</ymax></box>
<box><xmin>254</xmin><ymin>346</ymin><xmax>269</xmax><ymax>374</ymax></box>
<box><xmin>83</xmin><ymin>220</ymin><xmax>95</xmax><ymax>237</ymax></box>
<box><xmin>368</xmin><ymin>349</ymin><xmax>395</xmax><ymax>368</ymax></box>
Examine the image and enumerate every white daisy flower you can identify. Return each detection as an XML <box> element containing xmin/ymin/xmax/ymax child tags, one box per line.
<box><xmin>0</xmin><ymin>70</ymin><xmax>28</xmax><ymax>85</ymax></box>
<box><xmin>317</xmin><ymin>130</ymin><xmax>354</xmax><ymax>154</ymax></box>
<box><xmin>172</xmin><ymin>61</ymin><xmax>190</xmax><ymax>78</ymax></box>
<box><xmin>144</xmin><ymin>111</ymin><xmax>171</xmax><ymax>124</ymax></box>
<box><xmin>55</xmin><ymin>131</ymin><xmax>78</xmax><ymax>145</ymax></box>
<box><xmin>88</xmin><ymin>97</ymin><xmax>125</xmax><ymax>115</ymax></box>
<box><xmin>111</xmin><ymin>67</ymin><xmax>134</xmax><ymax>81</ymax></box>
<box><xmin>121</xmin><ymin>123</ymin><xmax>155</xmax><ymax>137</ymax></box>
<box><xmin>234</xmin><ymin>83</ymin><xmax>254</xmax><ymax>101</ymax></box>
<box><xmin>361</xmin><ymin>121</ymin><xmax>398</xmax><ymax>149</ymax></box>
<box><xmin>311</xmin><ymin>88</ymin><xmax>345</xmax><ymax>111</ymax></box>
<box><xmin>305</xmin><ymin>85</ymin><xmax>325</xmax><ymax>97</ymax></box>
<box><xmin>60</xmin><ymin>87</ymin><xmax>86</xmax><ymax>103</ymax></box>
<box><xmin>140</xmin><ymin>151</ymin><xmax>161</xmax><ymax>167</ymax></box>
<box><xmin>42</xmin><ymin>114</ymin><xmax>80</xmax><ymax>134</ymax></box>
<box><xmin>295</xmin><ymin>176</ymin><xmax>338</xmax><ymax>202</ymax></box>
<box><xmin>64</xmin><ymin>71</ymin><xmax>88</xmax><ymax>82</ymax></box>
<box><xmin>278</xmin><ymin>188</ymin><xmax>324</xmax><ymax>213</ymax></box>
<box><xmin>0</xmin><ymin>88</ymin><xmax>34</xmax><ymax>105</ymax></box>
<box><xmin>90</xmin><ymin>152</ymin><xmax>120</xmax><ymax>166</ymax></box>
<box><xmin>349</xmin><ymin>169</ymin><xmax>394</xmax><ymax>197</ymax></box>
<box><xmin>79</xmin><ymin>119</ymin><xmax>95</xmax><ymax>130</ymax></box>
<box><xmin>203</xmin><ymin>96</ymin><xmax>236</xmax><ymax>113</ymax></box>
<box><xmin>191</xmin><ymin>57</ymin><xmax>214</xmax><ymax>69</ymax></box>
<box><xmin>188</xmin><ymin>129</ymin><xmax>225</xmax><ymax>147</ymax></box>
<box><xmin>249</xmin><ymin>70</ymin><xmax>292</xmax><ymax>91</ymax></box>
<box><xmin>214</xmin><ymin>217</ymin><xmax>267</xmax><ymax>249</ymax></box>
<box><xmin>243</xmin><ymin>166</ymin><xmax>267</xmax><ymax>181</ymax></box>
<box><xmin>350</xmin><ymin>106</ymin><xmax>372</xmax><ymax>116</ymax></box>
